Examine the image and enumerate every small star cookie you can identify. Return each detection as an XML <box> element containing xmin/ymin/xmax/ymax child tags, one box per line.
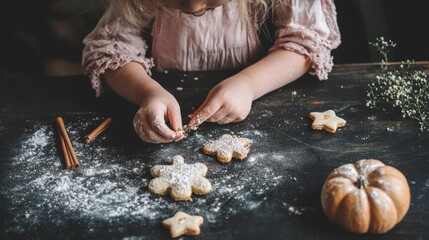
<box><xmin>203</xmin><ymin>134</ymin><xmax>251</xmax><ymax>163</ymax></box>
<box><xmin>162</xmin><ymin>211</ymin><xmax>204</xmax><ymax>238</ymax></box>
<box><xmin>148</xmin><ymin>155</ymin><xmax>212</xmax><ymax>201</ymax></box>
<box><xmin>309</xmin><ymin>110</ymin><xmax>346</xmax><ymax>133</ymax></box>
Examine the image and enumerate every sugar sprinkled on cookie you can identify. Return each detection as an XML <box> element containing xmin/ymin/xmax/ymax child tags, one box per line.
<box><xmin>148</xmin><ymin>155</ymin><xmax>212</xmax><ymax>201</ymax></box>
<box><xmin>162</xmin><ymin>211</ymin><xmax>204</xmax><ymax>238</ymax></box>
<box><xmin>309</xmin><ymin>110</ymin><xmax>346</xmax><ymax>133</ymax></box>
<box><xmin>203</xmin><ymin>134</ymin><xmax>251</xmax><ymax>163</ymax></box>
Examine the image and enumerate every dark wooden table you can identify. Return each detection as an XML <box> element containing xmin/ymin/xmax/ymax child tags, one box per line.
<box><xmin>1</xmin><ymin>63</ymin><xmax>428</xmax><ymax>239</ymax></box>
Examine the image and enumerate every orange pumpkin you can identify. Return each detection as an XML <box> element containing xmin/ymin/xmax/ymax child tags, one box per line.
<box><xmin>321</xmin><ymin>159</ymin><xmax>410</xmax><ymax>234</ymax></box>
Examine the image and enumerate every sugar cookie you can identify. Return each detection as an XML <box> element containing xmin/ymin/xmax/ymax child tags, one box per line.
<box><xmin>162</xmin><ymin>211</ymin><xmax>204</xmax><ymax>238</ymax></box>
<box><xmin>148</xmin><ymin>155</ymin><xmax>212</xmax><ymax>201</ymax></box>
<box><xmin>203</xmin><ymin>134</ymin><xmax>251</xmax><ymax>163</ymax></box>
<box><xmin>309</xmin><ymin>110</ymin><xmax>346</xmax><ymax>133</ymax></box>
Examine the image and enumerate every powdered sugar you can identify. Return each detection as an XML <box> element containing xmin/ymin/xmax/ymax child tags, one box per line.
<box><xmin>3</xmin><ymin>117</ymin><xmax>306</xmax><ymax>235</ymax></box>
<box><xmin>203</xmin><ymin>134</ymin><xmax>251</xmax><ymax>162</ymax></box>
<box><xmin>29</xmin><ymin>128</ymin><xmax>49</xmax><ymax>148</ymax></box>
<box><xmin>204</xmin><ymin>134</ymin><xmax>250</xmax><ymax>154</ymax></box>
<box><xmin>149</xmin><ymin>155</ymin><xmax>211</xmax><ymax>200</ymax></box>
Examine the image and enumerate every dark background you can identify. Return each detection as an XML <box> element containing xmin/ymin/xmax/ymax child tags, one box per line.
<box><xmin>0</xmin><ymin>0</ymin><xmax>428</xmax><ymax>79</ymax></box>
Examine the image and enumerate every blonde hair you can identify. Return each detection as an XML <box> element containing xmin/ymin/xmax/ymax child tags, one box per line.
<box><xmin>109</xmin><ymin>0</ymin><xmax>274</xmax><ymax>30</ymax></box>
<box><xmin>108</xmin><ymin>0</ymin><xmax>158</xmax><ymax>28</ymax></box>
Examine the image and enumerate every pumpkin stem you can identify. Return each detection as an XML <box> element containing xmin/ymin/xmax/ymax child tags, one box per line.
<box><xmin>355</xmin><ymin>175</ymin><xmax>369</xmax><ymax>189</ymax></box>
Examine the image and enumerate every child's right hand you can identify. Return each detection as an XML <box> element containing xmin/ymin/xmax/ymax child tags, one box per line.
<box><xmin>133</xmin><ymin>86</ymin><xmax>183</xmax><ymax>143</ymax></box>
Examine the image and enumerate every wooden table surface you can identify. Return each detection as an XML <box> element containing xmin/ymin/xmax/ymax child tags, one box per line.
<box><xmin>1</xmin><ymin>62</ymin><xmax>428</xmax><ymax>239</ymax></box>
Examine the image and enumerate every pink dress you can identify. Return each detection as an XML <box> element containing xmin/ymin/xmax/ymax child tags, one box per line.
<box><xmin>82</xmin><ymin>0</ymin><xmax>340</xmax><ymax>96</ymax></box>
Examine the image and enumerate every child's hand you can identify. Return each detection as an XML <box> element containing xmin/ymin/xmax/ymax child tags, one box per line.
<box><xmin>133</xmin><ymin>87</ymin><xmax>183</xmax><ymax>143</ymax></box>
<box><xmin>189</xmin><ymin>75</ymin><xmax>254</xmax><ymax>126</ymax></box>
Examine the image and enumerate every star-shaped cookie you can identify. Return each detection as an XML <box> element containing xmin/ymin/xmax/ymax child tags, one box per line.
<box><xmin>148</xmin><ymin>155</ymin><xmax>212</xmax><ymax>201</ymax></box>
<box><xmin>309</xmin><ymin>110</ymin><xmax>346</xmax><ymax>133</ymax></box>
<box><xmin>203</xmin><ymin>134</ymin><xmax>251</xmax><ymax>163</ymax></box>
<box><xmin>162</xmin><ymin>211</ymin><xmax>204</xmax><ymax>238</ymax></box>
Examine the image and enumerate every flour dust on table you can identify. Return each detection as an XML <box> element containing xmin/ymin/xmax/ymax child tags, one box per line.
<box><xmin>3</xmin><ymin>116</ymin><xmax>308</xmax><ymax>236</ymax></box>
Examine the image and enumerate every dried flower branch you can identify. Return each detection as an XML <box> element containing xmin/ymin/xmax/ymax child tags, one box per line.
<box><xmin>369</xmin><ymin>37</ymin><xmax>396</xmax><ymax>70</ymax></box>
<box><xmin>366</xmin><ymin>38</ymin><xmax>429</xmax><ymax>131</ymax></box>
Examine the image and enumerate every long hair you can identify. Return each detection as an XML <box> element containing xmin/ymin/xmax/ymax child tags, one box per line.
<box><xmin>108</xmin><ymin>1</ymin><xmax>157</xmax><ymax>28</ymax></box>
<box><xmin>109</xmin><ymin>0</ymin><xmax>274</xmax><ymax>30</ymax></box>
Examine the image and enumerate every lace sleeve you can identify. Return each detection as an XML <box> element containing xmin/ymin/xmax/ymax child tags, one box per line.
<box><xmin>82</xmin><ymin>8</ymin><xmax>154</xmax><ymax>96</ymax></box>
<box><xmin>270</xmin><ymin>0</ymin><xmax>341</xmax><ymax>80</ymax></box>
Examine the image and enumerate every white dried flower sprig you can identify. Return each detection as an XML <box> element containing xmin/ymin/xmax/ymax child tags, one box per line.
<box><xmin>366</xmin><ymin>38</ymin><xmax>429</xmax><ymax>131</ymax></box>
<box><xmin>369</xmin><ymin>37</ymin><xmax>396</xmax><ymax>70</ymax></box>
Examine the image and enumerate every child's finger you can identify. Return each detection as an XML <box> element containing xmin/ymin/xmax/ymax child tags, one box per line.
<box><xmin>189</xmin><ymin>99</ymin><xmax>222</xmax><ymax>127</ymax></box>
<box><xmin>141</xmin><ymin>108</ymin><xmax>175</xmax><ymax>141</ymax></box>
<box><xmin>217</xmin><ymin>114</ymin><xmax>234</xmax><ymax>124</ymax></box>
<box><xmin>167</xmin><ymin>104</ymin><xmax>183</xmax><ymax>132</ymax></box>
<box><xmin>134</xmin><ymin>113</ymin><xmax>168</xmax><ymax>143</ymax></box>
<box><xmin>217</xmin><ymin>114</ymin><xmax>234</xmax><ymax>125</ymax></box>
<box><xmin>148</xmin><ymin>115</ymin><xmax>177</xmax><ymax>141</ymax></box>
<box><xmin>207</xmin><ymin>106</ymin><xmax>228</xmax><ymax>122</ymax></box>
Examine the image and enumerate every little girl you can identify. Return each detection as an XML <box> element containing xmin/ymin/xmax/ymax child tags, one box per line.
<box><xmin>82</xmin><ymin>0</ymin><xmax>340</xmax><ymax>143</ymax></box>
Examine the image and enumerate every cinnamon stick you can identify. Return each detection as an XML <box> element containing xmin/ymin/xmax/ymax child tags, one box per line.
<box><xmin>57</xmin><ymin>125</ymin><xmax>72</xmax><ymax>169</ymax></box>
<box><xmin>56</xmin><ymin>117</ymin><xmax>80</xmax><ymax>169</ymax></box>
<box><xmin>84</xmin><ymin>117</ymin><xmax>112</xmax><ymax>143</ymax></box>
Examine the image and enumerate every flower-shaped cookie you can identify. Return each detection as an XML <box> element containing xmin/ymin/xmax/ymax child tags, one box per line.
<box><xmin>309</xmin><ymin>110</ymin><xmax>346</xmax><ymax>133</ymax></box>
<box><xmin>203</xmin><ymin>134</ymin><xmax>251</xmax><ymax>163</ymax></box>
<box><xmin>148</xmin><ymin>155</ymin><xmax>212</xmax><ymax>201</ymax></box>
<box><xmin>162</xmin><ymin>211</ymin><xmax>204</xmax><ymax>238</ymax></box>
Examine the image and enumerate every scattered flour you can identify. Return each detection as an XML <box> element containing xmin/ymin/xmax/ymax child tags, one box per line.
<box><xmin>287</xmin><ymin>206</ymin><xmax>308</xmax><ymax>215</ymax></box>
<box><xmin>3</xmin><ymin>117</ymin><xmax>306</xmax><ymax>235</ymax></box>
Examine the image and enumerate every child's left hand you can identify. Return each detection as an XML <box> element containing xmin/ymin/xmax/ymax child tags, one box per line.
<box><xmin>189</xmin><ymin>74</ymin><xmax>254</xmax><ymax>126</ymax></box>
